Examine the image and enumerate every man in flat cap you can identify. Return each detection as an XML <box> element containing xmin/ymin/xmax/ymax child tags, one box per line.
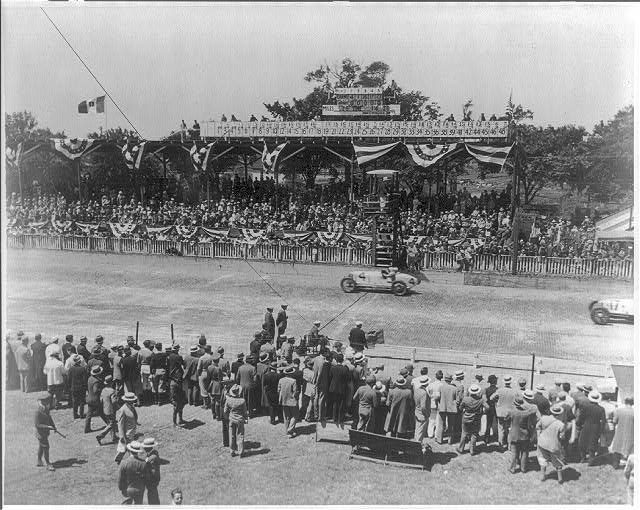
<box><xmin>308</xmin><ymin>320</ymin><xmax>322</xmax><ymax>352</ymax></box>
<box><xmin>77</xmin><ymin>336</ymin><xmax>90</xmax><ymax>363</ymax></box>
<box><xmin>348</xmin><ymin>321</ymin><xmax>367</xmax><ymax>353</ymax></box>
<box><xmin>183</xmin><ymin>346</ymin><xmax>202</xmax><ymax>407</ymax></box>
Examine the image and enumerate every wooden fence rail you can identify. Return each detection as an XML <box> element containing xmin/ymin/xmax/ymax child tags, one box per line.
<box><xmin>6</xmin><ymin>233</ymin><xmax>632</xmax><ymax>278</ymax></box>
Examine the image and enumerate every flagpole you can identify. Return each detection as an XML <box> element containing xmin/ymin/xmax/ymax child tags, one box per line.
<box><xmin>104</xmin><ymin>97</ymin><xmax>108</xmax><ymax>136</ymax></box>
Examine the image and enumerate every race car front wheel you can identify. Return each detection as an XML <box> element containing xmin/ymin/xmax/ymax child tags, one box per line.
<box><xmin>341</xmin><ymin>278</ymin><xmax>356</xmax><ymax>293</ymax></box>
<box><xmin>392</xmin><ymin>282</ymin><xmax>407</xmax><ymax>296</ymax></box>
<box><xmin>590</xmin><ymin>307</ymin><xmax>610</xmax><ymax>325</ymax></box>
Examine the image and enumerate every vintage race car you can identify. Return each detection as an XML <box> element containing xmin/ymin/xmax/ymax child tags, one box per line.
<box><xmin>340</xmin><ymin>268</ymin><xmax>420</xmax><ymax>296</ymax></box>
<box><xmin>589</xmin><ymin>298</ymin><xmax>634</xmax><ymax>325</ymax></box>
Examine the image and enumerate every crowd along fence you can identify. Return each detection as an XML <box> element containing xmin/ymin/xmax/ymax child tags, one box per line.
<box><xmin>6</xmin><ymin>233</ymin><xmax>632</xmax><ymax>279</ymax></box>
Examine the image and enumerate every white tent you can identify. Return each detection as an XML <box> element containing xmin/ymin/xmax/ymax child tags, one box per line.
<box><xmin>595</xmin><ymin>207</ymin><xmax>634</xmax><ymax>241</ymax></box>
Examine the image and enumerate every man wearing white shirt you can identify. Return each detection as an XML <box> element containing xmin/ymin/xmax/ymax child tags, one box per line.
<box><xmin>44</xmin><ymin>351</ymin><xmax>67</xmax><ymax>408</ymax></box>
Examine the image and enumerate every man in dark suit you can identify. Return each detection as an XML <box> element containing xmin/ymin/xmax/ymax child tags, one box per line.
<box><xmin>120</xmin><ymin>347</ymin><xmax>139</xmax><ymax>396</ymax></box>
<box><xmin>31</xmin><ymin>333</ymin><xmax>48</xmax><ymax>391</ymax></box>
<box><xmin>262</xmin><ymin>362</ymin><xmax>281</xmax><ymax>424</ymax></box>
<box><xmin>85</xmin><ymin>366</ymin><xmax>107</xmax><ymax>433</ymax></box>
<box><xmin>249</xmin><ymin>333</ymin><xmax>262</xmax><ymax>361</ymax></box>
<box><xmin>276</xmin><ymin>305</ymin><xmax>288</xmax><ymax>337</ymax></box>
<box><xmin>62</xmin><ymin>335</ymin><xmax>76</xmax><ymax>364</ymax></box>
<box><xmin>312</xmin><ymin>349</ymin><xmax>331</xmax><ymax>424</ymax></box>
<box><xmin>236</xmin><ymin>356</ymin><xmax>257</xmax><ymax>416</ymax></box>
<box><xmin>435</xmin><ymin>373</ymin><xmax>458</xmax><ymax>444</ymax></box>
<box><xmin>183</xmin><ymin>346</ymin><xmax>201</xmax><ymax>406</ymax></box>
<box><xmin>150</xmin><ymin>343</ymin><xmax>168</xmax><ymax>405</ymax></box>
<box><xmin>328</xmin><ymin>353</ymin><xmax>351</xmax><ymax>426</ymax></box>
<box><xmin>76</xmin><ymin>336</ymin><xmax>90</xmax><ymax>363</ymax></box>
<box><xmin>348</xmin><ymin>321</ymin><xmax>367</xmax><ymax>352</ymax></box>
<box><xmin>231</xmin><ymin>353</ymin><xmax>244</xmax><ymax>380</ymax></box>
<box><xmin>68</xmin><ymin>354</ymin><xmax>88</xmax><ymax>419</ymax></box>
<box><xmin>506</xmin><ymin>396</ymin><xmax>538</xmax><ymax>473</ymax></box>
<box><xmin>263</xmin><ymin>307</ymin><xmax>276</xmax><ymax>342</ymax></box>
<box><xmin>577</xmin><ymin>390</ymin><xmax>607</xmax><ymax>465</ymax></box>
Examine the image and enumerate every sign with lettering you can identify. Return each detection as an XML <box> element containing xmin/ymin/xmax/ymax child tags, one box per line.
<box><xmin>322</xmin><ymin>104</ymin><xmax>401</xmax><ymax>116</ymax></box>
<box><xmin>334</xmin><ymin>87</ymin><xmax>383</xmax><ymax>95</ymax></box>
<box><xmin>204</xmin><ymin>120</ymin><xmax>510</xmax><ymax>139</ymax></box>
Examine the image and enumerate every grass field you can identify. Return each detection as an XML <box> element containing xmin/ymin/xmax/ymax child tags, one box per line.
<box><xmin>3</xmin><ymin>249</ymin><xmax>634</xmax><ymax>505</ymax></box>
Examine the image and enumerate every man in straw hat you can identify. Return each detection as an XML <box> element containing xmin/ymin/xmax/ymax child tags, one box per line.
<box><xmin>577</xmin><ymin>390</ymin><xmax>606</xmax><ymax>465</ymax></box>
<box><xmin>458</xmin><ymin>383</ymin><xmax>488</xmax><ymax>455</ymax></box>
<box><xmin>118</xmin><ymin>440</ymin><xmax>147</xmax><ymax>504</ymax></box>
<box><xmin>34</xmin><ymin>393</ymin><xmax>58</xmax><ymax>471</ymax></box>
<box><xmin>278</xmin><ymin>365</ymin><xmax>299</xmax><ymax>438</ymax></box>
<box><xmin>142</xmin><ymin>437</ymin><xmax>161</xmax><ymax>504</ymax></box>
<box><xmin>491</xmin><ymin>375</ymin><xmax>517</xmax><ymax>450</ymax></box>
<box><xmin>224</xmin><ymin>384</ymin><xmax>249</xmax><ymax>457</ymax></box>
<box><xmin>68</xmin><ymin>354</ymin><xmax>87</xmax><ymax>419</ymax></box>
<box><xmin>414</xmin><ymin>371</ymin><xmax>431</xmax><ymax>452</ymax></box>
<box><xmin>116</xmin><ymin>392</ymin><xmax>140</xmax><ymax>464</ymax></box>
<box><xmin>537</xmin><ymin>405</ymin><xmax>569</xmax><ymax>483</ymax></box>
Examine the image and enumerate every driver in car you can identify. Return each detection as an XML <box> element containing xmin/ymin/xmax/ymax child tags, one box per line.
<box><xmin>381</xmin><ymin>266</ymin><xmax>398</xmax><ymax>282</ymax></box>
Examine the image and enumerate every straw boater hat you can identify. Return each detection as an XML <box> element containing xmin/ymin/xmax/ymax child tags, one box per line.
<box><xmin>237</xmin><ymin>352</ymin><xmax>245</xmax><ymax>359</ymax></box>
<box><xmin>104</xmin><ymin>375</ymin><xmax>113</xmax><ymax>384</ymax></box>
<box><xmin>454</xmin><ymin>370</ymin><xmax>465</xmax><ymax>380</ymax></box>
<box><xmin>122</xmin><ymin>392</ymin><xmax>137</xmax><ymax>402</ymax></box>
<box><xmin>229</xmin><ymin>384</ymin><xmax>242</xmax><ymax>397</ymax></box>
<box><xmin>575</xmin><ymin>382</ymin><xmax>585</xmax><ymax>391</ymax></box>
<box><xmin>73</xmin><ymin>354</ymin><xmax>82</xmax><ymax>365</ymax></box>
<box><xmin>468</xmin><ymin>384</ymin><xmax>482</xmax><ymax>396</ymax></box>
<box><xmin>535</xmin><ymin>383</ymin><xmax>546</xmax><ymax>392</ymax></box>
<box><xmin>127</xmin><ymin>441</ymin><xmax>143</xmax><ymax>454</ymax></box>
<box><xmin>91</xmin><ymin>366</ymin><xmax>103</xmax><ymax>376</ymax></box>
<box><xmin>355</xmin><ymin>321</ymin><xmax>363</xmax><ymax>326</ymax></box>
<box><xmin>550</xmin><ymin>405</ymin><xmax>563</xmax><ymax>415</ymax></box>
<box><xmin>503</xmin><ymin>375</ymin><xmax>512</xmax><ymax>385</ymax></box>
<box><xmin>92</xmin><ymin>346</ymin><xmax>103</xmax><ymax>355</ymax></box>
<box><xmin>353</xmin><ymin>352</ymin><xmax>365</xmax><ymax>364</ymax></box>
<box><xmin>284</xmin><ymin>366</ymin><xmax>295</xmax><ymax>375</ymax></box>
<box><xmin>270</xmin><ymin>361</ymin><xmax>278</xmax><ymax>370</ymax></box>
<box><xmin>588</xmin><ymin>390</ymin><xmax>602</xmax><ymax>403</ymax></box>
<box><xmin>394</xmin><ymin>376</ymin><xmax>407</xmax><ymax>388</ymax></box>
<box><xmin>314</xmin><ymin>320</ymin><xmax>321</xmax><ymax>325</ymax></box>
<box><xmin>444</xmin><ymin>373</ymin><xmax>453</xmax><ymax>382</ymax></box>
<box><xmin>523</xmin><ymin>390</ymin><xmax>535</xmax><ymax>401</ymax></box>
<box><xmin>259</xmin><ymin>352</ymin><xmax>269</xmax><ymax>363</ymax></box>
<box><xmin>142</xmin><ymin>437</ymin><xmax>159</xmax><ymax>450</ymax></box>
<box><xmin>416</xmin><ymin>374</ymin><xmax>431</xmax><ymax>387</ymax></box>
<box><xmin>189</xmin><ymin>346</ymin><xmax>199</xmax><ymax>354</ymax></box>
<box><xmin>172</xmin><ymin>344</ymin><xmax>180</xmax><ymax>352</ymax></box>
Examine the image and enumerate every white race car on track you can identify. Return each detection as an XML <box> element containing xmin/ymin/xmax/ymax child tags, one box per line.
<box><xmin>589</xmin><ymin>298</ymin><xmax>634</xmax><ymax>325</ymax></box>
<box><xmin>340</xmin><ymin>267</ymin><xmax>420</xmax><ymax>296</ymax></box>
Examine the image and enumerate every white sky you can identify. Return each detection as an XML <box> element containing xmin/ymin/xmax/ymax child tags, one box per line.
<box><xmin>1</xmin><ymin>2</ymin><xmax>637</xmax><ymax>139</ymax></box>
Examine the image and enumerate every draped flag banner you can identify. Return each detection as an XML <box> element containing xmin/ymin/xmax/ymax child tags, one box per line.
<box><xmin>343</xmin><ymin>233</ymin><xmax>372</xmax><ymax>243</ymax></box>
<box><xmin>200</xmin><ymin>227</ymin><xmax>230</xmax><ymax>239</ymax></box>
<box><xmin>316</xmin><ymin>231</ymin><xmax>344</xmax><ymax>245</ymax></box>
<box><xmin>146</xmin><ymin>226</ymin><xmax>175</xmax><ymax>236</ymax></box>
<box><xmin>51</xmin><ymin>220</ymin><xmax>74</xmax><ymax>234</ymax></box>
<box><xmin>5</xmin><ymin>142</ymin><xmax>23</xmax><ymax>167</ymax></box>
<box><xmin>78</xmin><ymin>96</ymin><xmax>105</xmax><ymax>114</ymax></box>
<box><xmin>282</xmin><ymin>231</ymin><xmax>315</xmax><ymax>243</ymax></box>
<box><xmin>175</xmin><ymin>225</ymin><xmax>199</xmax><ymax>239</ymax></box>
<box><xmin>27</xmin><ymin>220</ymin><xmax>51</xmax><ymax>231</ymax></box>
<box><xmin>51</xmin><ymin>138</ymin><xmax>97</xmax><ymax>161</ymax></box>
<box><xmin>262</xmin><ymin>142</ymin><xmax>288</xmax><ymax>174</ymax></box>
<box><xmin>109</xmin><ymin>222</ymin><xmax>138</xmax><ymax>237</ymax></box>
<box><xmin>241</xmin><ymin>228</ymin><xmax>265</xmax><ymax>244</ymax></box>
<box><xmin>353</xmin><ymin>142</ymin><xmax>401</xmax><ymax>166</ymax></box>
<box><xmin>464</xmin><ymin>143</ymin><xmax>515</xmax><ymax>169</ymax></box>
<box><xmin>122</xmin><ymin>141</ymin><xmax>146</xmax><ymax>170</ymax></box>
<box><xmin>406</xmin><ymin>143</ymin><xmax>465</xmax><ymax>168</ymax></box>
<box><xmin>75</xmin><ymin>222</ymin><xmax>100</xmax><ymax>235</ymax></box>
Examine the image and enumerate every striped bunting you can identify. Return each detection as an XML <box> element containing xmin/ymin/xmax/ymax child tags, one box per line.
<box><xmin>465</xmin><ymin>143</ymin><xmax>515</xmax><ymax>169</ymax></box>
<box><xmin>353</xmin><ymin>142</ymin><xmax>401</xmax><ymax>166</ymax></box>
<box><xmin>406</xmin><ymin>143</ymin><xmax>465</xmax><ymax>168</ymax></box>
<box><xmin>262</xmin><ymin>142</ymin><xmax>288</xmax><ymax>174</ymax></box>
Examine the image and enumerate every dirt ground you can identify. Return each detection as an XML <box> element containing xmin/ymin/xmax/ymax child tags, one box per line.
<box><xmin>2</xmin><ymin>249</ymin><xmax>634</xmax><ymax>505</ymax></box>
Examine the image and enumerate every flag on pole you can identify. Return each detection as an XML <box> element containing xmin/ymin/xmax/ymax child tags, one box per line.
<box><xmin>262</xmin><ymin>142</ymin><xmax>288</xmax><ymax>174</ymax></box>
<box><xmin>464</xmin><ymin>143</ymin><xmax>515</xmax><ymax>170</ymax></box>
<box><xmin>5</xmin><ymin>142</ymin><xmax>23</xmax><ymax>167</ymax></box>
<box><xmin>78</xmin><ymin>96</ymin><xmax>105</xmax><ymax>114</ymax></box>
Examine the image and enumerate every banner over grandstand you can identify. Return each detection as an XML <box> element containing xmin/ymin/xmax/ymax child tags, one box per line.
<box><xmin>202</xmin><ymin>120</ymin><xmax>510</xmax><ymax>139</ymax></box>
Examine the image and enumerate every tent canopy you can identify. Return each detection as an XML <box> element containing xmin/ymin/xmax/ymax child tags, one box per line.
<box><xmin>595</xmin><ymin>207</ymin><xmax>634</xmax><ymax>241</ymax></box>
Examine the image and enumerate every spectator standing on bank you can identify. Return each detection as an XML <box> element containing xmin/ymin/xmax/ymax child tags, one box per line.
<box><xmin>611</xmin><ymin>397</ymin><xmax>634</xmax><ymax>469</ymax></box>
<box><xmin>68</xmin><ymin>354</ymin><xmax>87</xmax><ymax>419</ymax></box>
<box><xmin>483</xmin><ymin>374</ymin><xmax>499</xmax><ymax>445</ymax></box>
<box><xmin>353</xmin><ymin>374</ymin><xmax>378</xmax><ymax>432</ymax></box>
<box><xmin>224</xmin><ymin>384</ymin><xmax>248</xmax><ymax>457</ymax></box>
<box><xmin>278</xmin><ymin>365</ymin><xmax>299</xmax><ymax>438</ymax></box>
<box><xmin>458</xmin><ymin>383</ymin><xmax>488</xmax><ymax>455</ymax></box>
<box><xmin>34</xmin><ymin>394</ymin><xmax>57</xmax><ymax>471</ymax></box>
<box><xmin>537</xmin><ymin>405</ymin><xmax>568</xmax><ymax>484</ymax></box>
<box><xmin>31</xmin><ymin>334</ymin><xmax>48</xmax><ymax>390</ymax></box>
<box><xmin>15</xmin><ymin>336</ymin><xmax>32</xmax><ymax>393</ymax></box>
<box><xmin>506</xmin><ymin>396</ymin><xmax>537</xmax><ymax>474</ymax></box>
<box><xmin>435</xmin><ymin>373</ymin><xmax>458</xmax><ymax>444</ymax></box>
<box><xmin>116</xmin><ymin>392</ymin><xmax>139</xmax><ymax>464</ymax></box>
<box><xmin>577</xmin><ymin>390</ymin><xmax>607</xmax><ymax>465</ymax></box>
<box><xmin>276</xmin><ymin>304</ymin><xmax>288</xmax><ymax>338</ymax></box>
<box><xmin>492</xmin><ymin>375</ymin><xmax>517</xmax><ymax>450</ymax></box>
<box><xmin>413</xmin><ymin>372</ymin><xmax>431</xmax><ymax>452</ymax></box>
<box><xmin>142</xmin><ymin>437</ymin><xmax>161</xmax><ymax>505</ymax></box>
<box><xmin>118</xmin><ymin>440</ymin><xmax>148</xmax><ymax>504</ymax></box>
<box><xmin>385</xmin><ymin>376</ymin><xmax>415</xmax><ymax>439</ymax></box>
<box><xmin>96</xmin><ymin>375</ymin><xmax>118</xmax><ymax>445</ymax></box>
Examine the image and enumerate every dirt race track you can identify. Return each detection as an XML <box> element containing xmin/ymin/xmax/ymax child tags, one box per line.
<box><xmin>2</xmin><ymin>249</ymin><xmax>635</xmax><ymax>505</ymax></box>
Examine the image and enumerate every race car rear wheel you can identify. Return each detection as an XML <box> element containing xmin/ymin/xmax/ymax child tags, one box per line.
<box><xmin>341</xmin><ymin>278</ymin><xmax>356</xmax><ymax>293</ymax></box>
<box><xmin>392</xmin><ymin>281</ymin><xmax>407</xmax><ymax>296</ymax></box>
<box><xmin>590</xmin><ymin>307</ymin><xmax>610</xmax><ymax>325</ymax></box>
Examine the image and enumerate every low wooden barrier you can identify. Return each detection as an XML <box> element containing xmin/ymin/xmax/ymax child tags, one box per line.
<box><xmin>5</xmin><ymin>233</ymin><xmax>632</xmax><ymax>278</ymax></box>
<box><xmin>348</xmin><ymin>429</ymin><xmax>428</xmax><ymax>470</ymax></box>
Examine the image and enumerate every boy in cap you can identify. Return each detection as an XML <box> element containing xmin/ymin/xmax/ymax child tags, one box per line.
<box><xmin>537</xmin><ymin>405</ymin><xmax>568</xmax><ymax>483</ymax></box>
<box><xmin>35</xmin><ymin>394</ymin><xmax>57</xmax><ymax>471</ymax></box>
<box><xmin>458</xmin><ymin>383</ymin><xmax>489</xmax><ymax>455</ymax></box>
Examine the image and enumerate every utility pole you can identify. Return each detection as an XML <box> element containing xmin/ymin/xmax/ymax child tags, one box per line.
<box><xmin>510</xmin><ymin>124</ymin><xmax>519</xmax><ymax>275</ymax></box>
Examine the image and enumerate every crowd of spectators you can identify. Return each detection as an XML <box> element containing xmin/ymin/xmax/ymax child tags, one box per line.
<box><xmin>5</xmin><ymin>182</ymin><xmax>632</xmax><ymax>261</ymax></box>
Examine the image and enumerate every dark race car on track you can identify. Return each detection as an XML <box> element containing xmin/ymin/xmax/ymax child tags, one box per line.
<box><xmin>589</xmin><ymin>298</ymin><xmax>634</xmax><ymax>325</ymax></box>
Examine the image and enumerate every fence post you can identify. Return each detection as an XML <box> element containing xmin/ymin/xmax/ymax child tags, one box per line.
<box><xmin>411</xmin><ymin>348</ymin><xmax>416</xmax><ymax>364</ymax></box>
<box><xmin>530</xmin><ymin>352</ymin><xmax>536</xmax><ymax>389</ymax></box>
<box><xmin>59</xmin><ymin>236</ymin><xmax>64</xmax><ymax>251</ymax></box>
